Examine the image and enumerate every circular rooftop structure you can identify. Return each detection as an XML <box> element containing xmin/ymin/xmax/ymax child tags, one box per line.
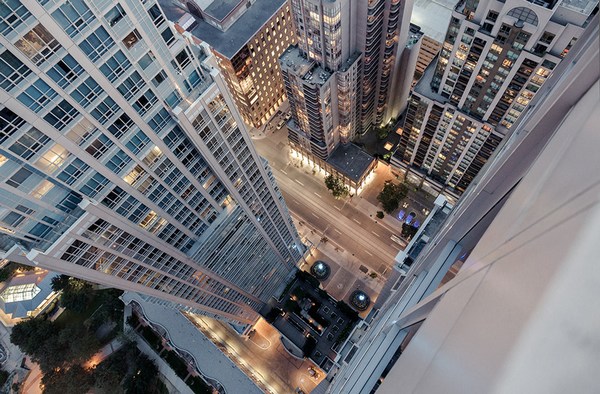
<box><xmin>310</xmin><ymin>261</ymin><xmax>331</xmax><ymax>281</ymax></box>
<box><xmin>350</xmin><ymin>290</ymin><xmax>371</xmax><ymax>311</ymax></box>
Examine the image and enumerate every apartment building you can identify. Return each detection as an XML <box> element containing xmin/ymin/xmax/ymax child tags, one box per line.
<box><xmin>0</xmin><ymin>0</ymin><xmax>302</xmax><ymax>324</ymax></box>
<box><xmin>393</xmin><ymin>0</ymin><xmax>598</xmax><ymax>197</ymax></box>
<box><xmin>159</xmin><ymin>0</ymin><xmax>297</xmax><ymax>129</ymax></box>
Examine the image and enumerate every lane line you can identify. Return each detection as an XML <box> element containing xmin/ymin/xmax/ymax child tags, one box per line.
<box><xmin>280</xmin><ymin>169</ymin><xmax>288</xmax><ymax>175</ymax></box>
<box><xmin>292</xmin><ymin>199</ymin><xmax>299</xmax><ymax>204</ymax></box>
<box><xmin>311</xmin><ymin>213</ymin><xmax>320</xmax><ymax>219</ymax></box>
<box><xmin>353</xmin><ymin>219</ymin><xmax>361</xmax><ymax>224</ymax></box>
<box><xmin>334</xmin><ymin>229</ymin><xmax>342</xmax><ymax>235</ymax></box>
<box><xmin>366</xmin><ymin>251</ymin><xmax>374</xmax><ymax>257</ymax></box>
<box><xmin>294</xmin><ymin>179</ymin><xmax>304</xmax><ymax>186</ymax></box>
<box><xmin>313</xmin><ymin>192</ymin><xmax>322</xmax><ymax>198</ymax></box>
<box><xmin>371</xmin><ymin>231</ymin><xmax>381</xmax><ymax>238</ymax></box>
<box><xmin>334</xmin><ymin>206</ymin><xmax>341</xmax><ymax>211</ymax></box>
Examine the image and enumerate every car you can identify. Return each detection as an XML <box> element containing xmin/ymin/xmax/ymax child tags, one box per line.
<box><xmin>405</xmin><ymin>211</ymin><xmax>416</xmax><ymax>224</ymax></box>
<box><xmin>285</xmin><ymin>112</ymin><xmax>292</xmax><ymax>121</ymax></box>
<box><xmin>276</xmin><ymin>119</ymin><xmax>286</xmax><ymax>130</ymax></box>
<box><xmin>398</xmin><ymin>210</ymin><xmax>405</xmax><ymax>220</ymax></box>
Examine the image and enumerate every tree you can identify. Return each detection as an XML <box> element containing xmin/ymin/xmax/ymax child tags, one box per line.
<box><xmin>376</xmin><ymin>211</ymin><xmax>384</xmax><ymax>219</ymax></box>
<box><xmin>42</xmin><ymin>365</ymin><xmax>94</xmax><ymax>394</ymax></box>
<box><xmin>53</xmin><ymin>276</ymin><xmax>94</xmax><ymax>312</ymax></box>
<box><xmin>377</xmin><ymin>181</ymin><xmax>409</xmax><ymax>214</ymax></box>
<box><xmin>123</xmin><ymin>353</ymin><xmax>163</xmax><ymax>394</ymax></box>
<box><xmin>324</xmin><ymin>175</ymin><xmax>349</xmax><ymax>199</ymax></box>
<box><xmin>11</xmin><ymin>318</ymin><xmax>58</xmax><ymax>356</ymax></box>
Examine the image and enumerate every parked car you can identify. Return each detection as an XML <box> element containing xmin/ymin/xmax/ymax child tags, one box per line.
<box><xmin>398</xmin><ymin>210</ymin><xmax>405</xmax><ymax>220</ymax></box>
<box><xmin>276</xmin><ymin>119</ymin><xmax>286</xmax><ymax>129</ymax></box>
<box><xmin>405</xmin><ymin>211</ymin><xmax>416</xmax><ymax>224</ymax></box>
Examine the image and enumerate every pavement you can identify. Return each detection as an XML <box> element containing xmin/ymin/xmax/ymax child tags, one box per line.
<box><xmin>187</xmin><ymin>314</ymin><xmax>324</xmax><ymax>394</ymax></box>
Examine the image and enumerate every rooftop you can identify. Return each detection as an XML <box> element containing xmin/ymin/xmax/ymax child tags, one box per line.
<box><xmin>158</xmin><ymin>0</ymin><xmax>287</xmax><ymax>59</ymax></box>
<box><xmin>412</xmin><ymin>56</ymin><xmax>449</xmax><ymax>103</ymax></box>
<box><xmin>411</xmin><ymin>0</ymin><xmax>459</xmax><ymax>43</ymax></box>
<box><xmin>281</xmin><ymin>46</ymin><xmax>332</xmax><ymax>85</ymax></box>
<box><xmin>327</xmin><ymin>144</ymin><xmax>376</xmax><ymax>183</ymax></box>
<box><xmin>203</xmin><ymin>0</ymin><xmax>243</xmax><ymax>20</ymax></box>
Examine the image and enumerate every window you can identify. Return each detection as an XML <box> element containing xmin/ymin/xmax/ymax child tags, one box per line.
<box><xmin>122</xmin><ymin>29</ymin><xmax>141</xmax><ymax>49</ymax></box>
<box><xmin>0</xmin><ymin>107</ymin><xmax>26</xmax><ymax>143</ymax></box>
<box><xmin>31</xmin><ymin>180</ymin><xmax>54</xmax><ymax>199</ymax></box>
<box><xmin>148</xmin><ymin>108</ymin><xmax>171</xmax><ymax>133</ymax></box>
<box><xmin>51</xmin><ymin>0</ymin><xmax>94</xmax><ymax>38</ymax></box>
<box><xmin>0</xmin><ymin>49</ymin><xmax>32</xmax><ymax>91</ymax></box>
<box><xmin>6</xmin><ymin>167</ymin><xmax>32</xmax><ymax>188</ymax></box>
<box><xmin>43</xmin><ymin>100</ymin><xmax>79</xmax><ymax>131</ymax></box>
<box><xmin>108</xmin><ymin>114</ymin><xmax>134</xmax><ymax>138</ymax></box>
<box><xmin>80</xmin><ymin>173</ymin><xmax>109</xmax><ymax>198</ymax></box>
<box><xmin>160</xmin><ymin>28</ymin><xmax>175</xmax><ymax>46</ymax></box>
<box><xmin>174</xmin><ymin>49</ymin><xmax>191</xmax><ymax>70</ymax></box>
<box><xmin>57</xmin><ymin>158</ymin><xmax>89</xmax><ymax>185</ymax></box>
<box><xmin>486</xmin><ymin>10</ymin><xmax>498</xmax><ymax>22</ymax></box>
<box><xmin>79</xmin><ymin>26</ymin><xmax>115</xmax><ymax>62</ymax></box>
<box><xmin>9</xmin><ymin>127</ymin><xmax>50</xmax><ymax>159</ymax></box>
<box><xmin>0</xmin><ymin>0</ymin><xmax>32</xmax><ymax>35</ymax></box>
<box><xmin>147</xmin><ymin>5</ymin><xmax>165</xmax><ymax>27</ymax></box>
<box><xmin>507</xmin><ymin>7</ymin><xmax>538</xmax><ymax>26</ymax></box>
<box><xmin>35</xmin><ymin>143</ymin><xmax>70</xmax><ymax>173</ymax></box>
<box><xmin>70</xmin><ymin>77</ymin><xmax>103</xmax><ymax>108</ymax></box>
<box><xmin>99</xmin><ymin>51</ymin><xmax>131</xmax><ymax>83</ymax></box>
<box><xmin>125</xmin><ymin>130</ymin><xmax>150</xmax><ymax>154</ymax></box>
<box><xmin>91</xmin><ymin>97</ymin><xmax>119</xmax><ymax>125</ymax></box>
<box><xmin>85</xmin><ymin>134</ymin><xmax>113</xmax><ymax>158</ymax></box>
<box><xmin>152</xmin><ymin>71</ymin><xmax>166</xmax><ymax>87</ymax></box>
<box><xmin>118</xmin><ymin>71</ymin><xmax>145</xmax><ymax>99</ymax></box>
<box><xmin>47</xmin><ymin>55</ymin><xmax>83</xmax><ymax>88</ymax></box>
<box><xmin>138</xmin><ymin>51</ymin><xmax>155</xmax><ymax>70</ymax></box>
<box><xmin>18</xmin><ymin>79</ymin><xmax>58</xmax><ymax>113</ymax></box>
<box><xmin>165</xmin><ymin>91</ymin><xmax>182</xmax><ymax>109</ymax></box>
<box><xmin>106</xmin><ymin>149</ymin><xmax>132</xmax><ymax>174</ymax></box>
<box><xmin>539</xmin><ymin>31</ymin><xmax>555</xmax><ymax>44</ymax></box>
<box><xmin>132</xmin><ymin>90</ymin><xmax>157</xmax><ymax>116</ymax></box>
<box><xmin>104</xmin><ymin>4</ymin><xmax>125</xmax><ymax>26</ymax></box>
<box><xmin>15</xmin><ymin>24</ymin><xmax>61</xmax><ymax>65</ymax></box>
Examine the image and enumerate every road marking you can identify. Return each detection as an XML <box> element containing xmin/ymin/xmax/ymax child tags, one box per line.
<box><xmin>353</xmin><ymin>219</ymin><xmax>361</xmax><ymax>224</ymax></box>
<box><xmin>371</xmin><ymin>231</ymin><xmax>381</xmax><ymax>238</ymax></box>
<box><xmin>313</xmin><ymin>192</ymin><xmax>322</xmax><ymax>198</ymax></box>
<box><xmin>311</xmin><ymin>213</ymin><xmax>320</xmax><ymax>219</ymax></box>
<box><xmin>292</xmin><ymin>199</ymin><xmax>299</xmax><ymax>204</ymax></box>
<box><xmin>280</xmin><ymin>169</ymin><xmax>288</xmax><ymax>175</ymax></box>
<box><xmin>334</xmin><ymin>229</ymin><xmax>342</xmax><ymax>235</ymax></box>
<box><xmin>365</xmin><ymin>251</ymin><xmax>374</xmax><ymax>257</ymax></box>
<box><xmin>334</xmin><ymin>206</ymin><xmax>342</xmax><ymax>211</ymax></box>
<box><xmin>294</xmin><ymin>179</ymin><xmax>304</xmax><ymax>186</ymax></box>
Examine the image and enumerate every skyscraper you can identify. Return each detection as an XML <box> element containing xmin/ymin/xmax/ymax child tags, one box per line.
<box><xmin>0</xmin><ymin>0</ymin><xmax>302</xmax><ymax>324</ymax></box>
<box><xmin>393</xmin><ymin>0</ymin><xmax>598</xmax><ymax>197</ymax></box>
<box><xmin>159</xmin><ymin>0</ymin><xmax>297</xmax><ymax>129</ymax></box>
<box><xmin>280</xmin><ymin>0</ymin><xmax>415</xmax><ymax>182</ymax></box>
<box><xmin>326</xmin><ymin>14</ymin><xmax>599</xmax><ymax>392</ymax></box>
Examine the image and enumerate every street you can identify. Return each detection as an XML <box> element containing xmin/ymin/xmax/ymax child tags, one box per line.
<box><xmin>253</xmin><ymin>129</ymin><xmax>403</xmax><ymax>276</ymax></box>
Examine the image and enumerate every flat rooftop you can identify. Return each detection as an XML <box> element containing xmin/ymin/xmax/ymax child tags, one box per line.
<box><xmin>412</xmin><ymin>56</ymin><xmax>448</xmax><ymax>103</ymax></box>
<box><xmin>158</xmin><ymin>0</ymin><xmax>286</xmax><ymax>59</ymax></box>
<box><xmin>327</xmin><ymin>143</ymin><xmax>375</xmax><ymax>183</ymax></box>
<box><xmin>411</xmin><ymin>0</ymin><xmax>459</xmax><ymax>43</ymax></box>
<box><xmin>203</xmin><ymin>0</ymin><xmax>242</xmax><ymax>20</ymax></box>
<box><xmin>280</xmin><ymin>46</ymin><xmax>332</xmax><ymax>85</ymax></box>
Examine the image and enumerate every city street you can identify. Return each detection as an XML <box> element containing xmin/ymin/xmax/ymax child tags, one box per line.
<box><xmin>253</xmin><ymin>128</ymin><xmax>404</xmax><ymax>275</ymax></box>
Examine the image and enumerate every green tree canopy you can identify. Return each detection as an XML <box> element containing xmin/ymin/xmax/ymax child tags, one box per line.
<box><xmin>377</xmin><ymin>181</ymin><xmax>409</xmax><ymax>214</ymax></box>
<box><xmin>324</xmin><ymin>175</ymin><xmax>350</xmax><ymax>199</ymax></box>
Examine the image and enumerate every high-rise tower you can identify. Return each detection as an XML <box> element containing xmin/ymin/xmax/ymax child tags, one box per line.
<box><xmin>281</xmin><ymin>0</ymin><xmax>415</xmax><ymax>178</ymax></box>
<box><xmin>0</xmin><ymin>0</ymin><xmax>302</xmax><ymax>324</ymax></box>
<box><xmin>392</xmin><ymin>0</ymin><xmax>598</xmax><ymax>197</ymax></box>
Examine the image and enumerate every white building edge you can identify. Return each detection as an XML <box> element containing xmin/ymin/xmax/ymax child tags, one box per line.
<box><xmin>326</xmin><ymin>13</ymin><xmax>599</xmax><ymax>394</ymax></box>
